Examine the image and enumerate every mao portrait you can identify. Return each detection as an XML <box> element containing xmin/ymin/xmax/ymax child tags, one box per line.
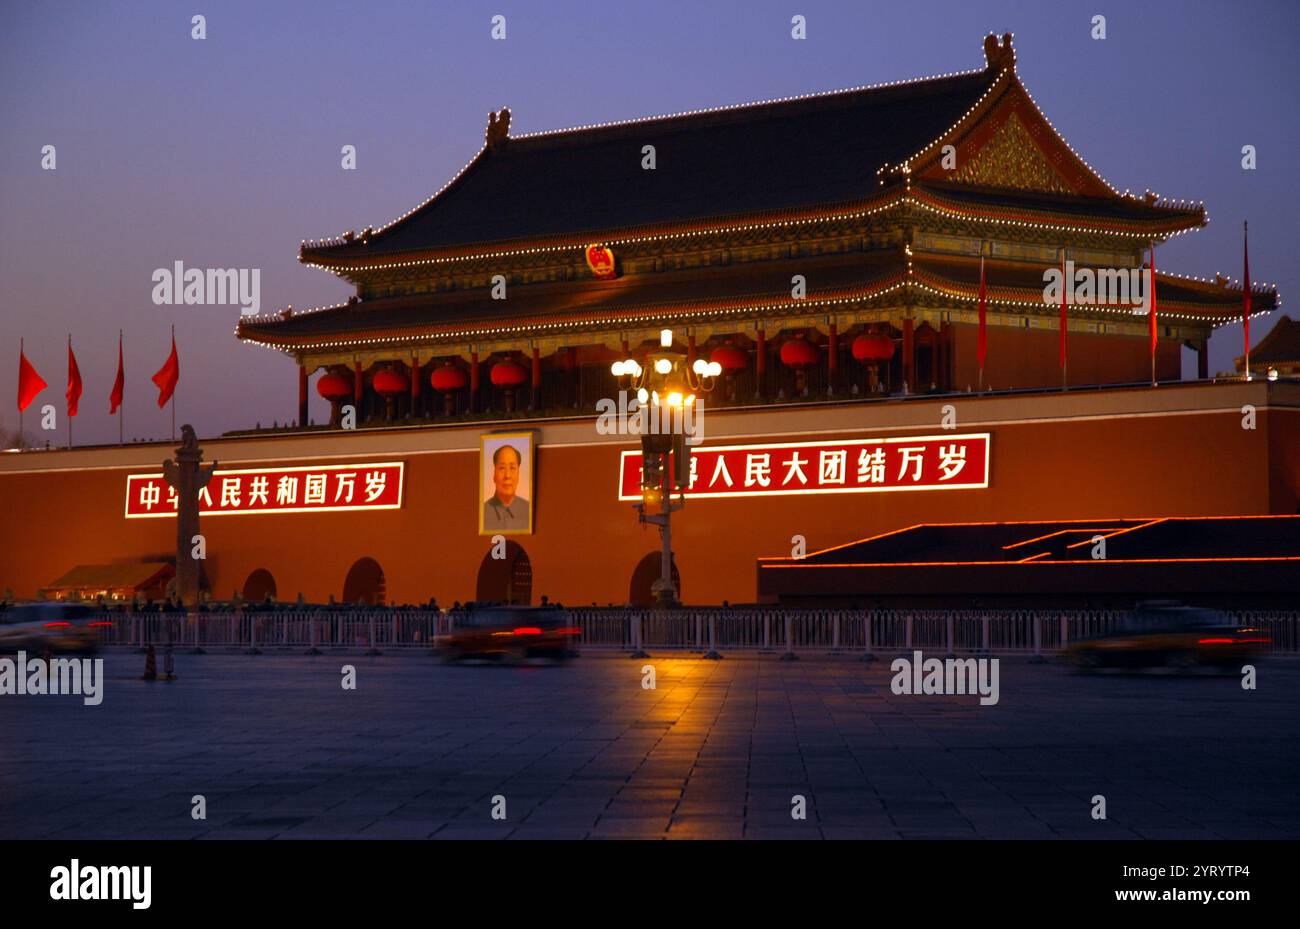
<box><xmin>479</xmin><ymin>432</ymin><xmax>534</xmax><ymax>535</ymax></box>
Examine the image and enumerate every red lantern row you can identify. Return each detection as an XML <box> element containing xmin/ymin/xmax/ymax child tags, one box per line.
<box><xmin>320</xmin><ymin>336</ymin><xmax>895</xmax><ymax>402</ymax></box>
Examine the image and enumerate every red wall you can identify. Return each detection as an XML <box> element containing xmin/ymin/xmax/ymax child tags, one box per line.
<box><xmin>950</xmin><ymin>322</ymin><xmax>1182</xmax><ymax>391</ymax></box>
<box><xmin>0</xmin><ymin>386</ymin><xmax>1293</xmax><ymax>606</ymax></box>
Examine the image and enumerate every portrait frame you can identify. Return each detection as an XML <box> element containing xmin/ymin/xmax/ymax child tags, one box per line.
<box><xmin>478</xmin><ymin>430</ymin><xmax>536</xmax><ymax>536</ymax></box>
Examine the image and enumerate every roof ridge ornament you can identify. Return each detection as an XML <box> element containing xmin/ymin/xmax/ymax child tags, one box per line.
<box><xmin>486</xmin><ymin>107</ymin><xmax>511</xmax><ymax>151</ymax></box>
<box><xmin>983</xmin><ymin>32</ymin><xmax>1015</xmax><ymax>72</ymax></box>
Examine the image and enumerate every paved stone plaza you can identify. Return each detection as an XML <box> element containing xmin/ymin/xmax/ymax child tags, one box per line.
<box><xmin>1</xmin><ymin>652</ymin><xmax>1296</xmax><ymax>840</ymax></box>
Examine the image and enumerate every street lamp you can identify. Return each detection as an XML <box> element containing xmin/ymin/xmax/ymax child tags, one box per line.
<box><xmin>611</xmin><ymin>330</ymin><xmax>720</xmax><ymax>606</ymax></box>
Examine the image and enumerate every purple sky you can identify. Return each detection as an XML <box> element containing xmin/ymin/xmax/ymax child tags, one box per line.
<box><xmin>2</xmin><ymin>0</ymin><xmax>1296</xmax><ymax>446</ymax></box>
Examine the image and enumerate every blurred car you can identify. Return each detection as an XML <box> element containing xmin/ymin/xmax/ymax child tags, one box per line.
<box><xmin>1067</xmin><ymin>603</ymin><xmax>1269</xmax><ymax>670</ymax></box>
<box><xmin>0</xmin><ymin>602</ymin><xmax>110</xmax><ymax>654</ymax></box>
<box><xmin>440</xmin><ymin>605</ymin><xmax>579</xmax><ymax>664</ymax></box>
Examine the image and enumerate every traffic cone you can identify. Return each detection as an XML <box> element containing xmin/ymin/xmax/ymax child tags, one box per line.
<box><xmin>141</xmin><ymin>645</ymin><xmax>157</xmax><ymax>681</ymax></box>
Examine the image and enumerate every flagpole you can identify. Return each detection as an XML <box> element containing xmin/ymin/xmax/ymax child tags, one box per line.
<box><xmin>67</xmin><ymin>334</ymin><xmax>72</xmax><ymax>450</ymax></box>
<box><xmin>1150</xmin><ymin>243</ymin><xmax>1157</xmax><ymax>388</ymax></box>
<box><xmin>1060</xmin><ymin>248</ymin><xmax>1068</xmax><ymax>392</ymax></box>
<box><xmin>170</xmin><ymin>324</ymin><xmax>176</xmax><ymax>441</ymax></box>
<box><xmin>1243</xmin><ymin>221</ymin><xmax>1251</xmax><ymax>381</ymax></box>
<box><xmin>18</xmin><ymin>337</ymin><xmax>23</xmax><ymax>447</ymax></box>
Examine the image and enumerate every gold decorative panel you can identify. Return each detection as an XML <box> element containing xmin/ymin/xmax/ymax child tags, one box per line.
<box><xmin>951</xmin><ymin>113</ymin><xmax>1072</xmax><ymax>194</ymax></box>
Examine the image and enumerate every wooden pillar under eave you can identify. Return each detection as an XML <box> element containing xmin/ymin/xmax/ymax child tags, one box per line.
<box><xmin>469</xmin><ymin>351</ymin><xmax>480</xmax><ymax>414</ymax></box>
<box><xmin>569</xmin><ymin>346</ymin><xmax>580</xmax><ymax>409</ymax></box>
<box><xmin>1197</xmin><ymin>341</ymin><xmax>1209</xmax><ymax>380</ymax></box>
<box><xmin>827</xmin><ymin>323</ymin><xmax>838</xmax><ymax>396</ymax></box>
<box><xmin>938</xmin><ymin>321</ymin><xmax>951</xmax><ymax>392</ymax></box>
<box><xmin>530</xmin><ymin>347</ymin><xmax>541</xmax><ymax>411</ymax></box>
<box><xmin>297</xmin><ymin>363</ymin><xmax>308</xmax><ymax>428</ymax></box>
<box><xmin>353</xmin><ymin>361</ymin><xmax>364</xmax><ymax>422</ymax></box>
<box><xmin>409</xmin><ymin>356</ymin><xmax>420</xmax><ymax>419</ymax></box>
<box><xmin>755</xmin><ymin>329</ymin><xmax>766</xmax><ymax>400</ymax></box>
<box><xmin>687</xmin><ymin>333</ymin><xmax>696</xmax><ymax>368</ymax></box>
<box><xmin>902</xmin><ymin>318</ymin><xmax>915</xmax><ymax>392</ymax></box>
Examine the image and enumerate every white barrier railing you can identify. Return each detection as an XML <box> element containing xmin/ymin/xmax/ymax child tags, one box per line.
<box><xmin>89</xmin><ymin>607</ymin><xmax>1300</xmax><ymax>656</ymax></box>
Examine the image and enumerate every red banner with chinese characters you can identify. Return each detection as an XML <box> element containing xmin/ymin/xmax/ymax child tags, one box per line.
<box><xmin>124</xmin><ymin>462</ymin><xmax>404</xmax><ymax>518</ymax></box>
<box><xmin>617</xmin><ymin>434</ymin><xmax>989</xmax><ymax>500</ymax></box>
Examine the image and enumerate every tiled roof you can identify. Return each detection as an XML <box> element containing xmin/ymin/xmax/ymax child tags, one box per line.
<box><xmin>304</xmin><ymin>69</ymin><xmax>1006</xmax><ymax>261</ymax></box>
<box><xmin>1245</xmin><ymin>315</ymin><xmax>1300</xmax><ymax>364</ymax></box>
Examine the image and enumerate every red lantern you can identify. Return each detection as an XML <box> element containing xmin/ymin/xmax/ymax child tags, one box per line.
<box><xmin>371</xmin><ymin>368</ymin><xmax>409</xmax><ymax>396</ymax></box>
<box><xmin>779</xmin><ymin>339</ymin><xmax>818</xmax><ymax>368</ymax></box>
<box><xmin>490</xmin><ymin>360</ymin><xmax>528</xmax><ymax>387</ymax></box>
<box><xmin>851</xmin><ymin>334</ymin><xmax>895</xmax><ymax>362</ymax></box>
<box><xmin>316</xmin><ymin>372</ymin><xmax>352</xmax><ymax>400</ymax></box>
<box><xmin>430</xmin><ymin>364</ymin><xmax>468</xmax><ymax>391</ymax></box>
<box><xmin>710</xmin><ymin>345</ymin><xmax>747</xmax><ymax>373</ymax></box>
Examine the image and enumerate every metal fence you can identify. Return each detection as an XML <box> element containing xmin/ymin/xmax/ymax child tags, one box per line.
<box><xmin>93</xmin><ymin>607</ymin><xmax>1300</xmax><ymax>657</ymax></box>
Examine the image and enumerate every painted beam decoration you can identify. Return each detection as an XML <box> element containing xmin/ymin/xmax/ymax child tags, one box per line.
<box><xmin>617</xmin><ymin>435</ymin><xmax>989</xmax><ymax>500</ymax></box>
<box><xmin>125</xmin><ymin>462</ymin><xmax>404</xmax><ymax>518</ymax></box>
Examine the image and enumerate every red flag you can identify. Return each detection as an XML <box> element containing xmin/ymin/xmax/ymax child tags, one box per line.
<box><xmin>152</xmin><ymin>332</ymin><xmax>179</xmax><ymax>408</ymax></box>
<box><xmin>1149</xmin><ymin>242</ymin><xmax>1158</xmax><ymax>360</ymax></box>
<box><xmin>66</xmin><ymin>339</ymin><xmax>83</xmax><ymax>418</ymax></box>
<box><xmin>109</xmin><ymin>332</ymin><xmax>124</xmax><ymax>414</ymax></box>
<box><xmin>977</xmin><ymin>253</ymin><xmax>988</xmax><ymax>371</ymax></box>
<box><xmin>1242</xmin><ymin>221</ymin><xmax>1252</xmax><ymax>361</ymax></box>
<box><xmin>1059</xmin><ymin>252</ymin><xmax>1068</xmax><ymax>369</ymax></box>
<box><xmin>17</xmin><ymin>341</ymin><xmax>47</xmax><ymax>412</ymax></box>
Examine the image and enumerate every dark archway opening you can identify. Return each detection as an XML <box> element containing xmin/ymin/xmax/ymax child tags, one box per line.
<box><xmin>476</xmin><ymin>542</ymin><xmax>533</xmax><ymax>605</ymax></box>
<box><xmin>343</xmin><ymin>557</ymin><xmax>387</xmax><ymax>605</ymax></box>
<box><xmin>242</xmin><ymin>568</ymin><xmax>277</xmax><ymax>603</ymax></box>
<box><xmin>629</xmin><ymin>551</ymin><xmax>681</xmax><ymax>607</ymax></box>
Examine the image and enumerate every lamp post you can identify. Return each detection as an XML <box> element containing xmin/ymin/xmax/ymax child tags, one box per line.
<box><xmin>612</xmin><ymin>329</ymin><xmax>720</xmax><ymax>606</ymax></box>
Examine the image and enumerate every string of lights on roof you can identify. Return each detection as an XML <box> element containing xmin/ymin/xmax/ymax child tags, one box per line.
<box><xmin>238</xmin><ymin>256</ymin><xmax>1265</xmax><ymax>355</ymax></box>
<box><xmin>235</xmin><ymin>281</ymin><xmax>916</xmax><ymax>354</ymax></box>
<box><xmin>299</xmin><ymin>190</ymin><xmax>1206</xmax><ymax>280</ymax></box>
<box><xmin>298</xmin><ymin>62</ymin><xmax>997</xmax><ymax>254</ymax></box>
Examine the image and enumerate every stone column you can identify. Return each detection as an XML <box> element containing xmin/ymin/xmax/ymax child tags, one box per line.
<box><xmin>161</xmin><ymin>426</ymin><xmax>217</xmax><ymax>610</ymax></box>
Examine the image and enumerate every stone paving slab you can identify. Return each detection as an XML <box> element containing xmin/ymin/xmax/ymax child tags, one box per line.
<box><xmin>1</xmin><ymin>652</ymin><xmax>1297</xmax><ymax>840</ymax></box>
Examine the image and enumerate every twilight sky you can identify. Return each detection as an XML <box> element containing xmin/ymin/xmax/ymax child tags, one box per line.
<box><xmin>2</xmin><ymin>0</ymin><xmax>1296</xmax><ymax>446</ymax></box>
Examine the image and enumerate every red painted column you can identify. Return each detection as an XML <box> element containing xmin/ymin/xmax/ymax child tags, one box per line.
<box><xmin>297</xmin><ymin>363</ymin><xmax>308</xmax><ymax>427</ymax></box>
<box><xmin>687</xmin><ymin>333</ymin><xmax>696</xmax><ymax>368</ymax></box>
<box><xmin>827</xmin><ymin>323</ymin><xmax>838</xmax><ymax>395</ymax></box>
<box><xmin>469</xmin><ymin>351</ymin><xmax>480</xmax><ymax>414</ymax></box>
<box><xmin>1197</xmin><ymin>341</ymin><xmax>1209</xmax><ymax>379</ymax></box>
<box><xmin>353</xmin><ymin>361</ymin><xmax>363</xmax><ymax>420</ymax></box>
<box><xmin>531</xmin><ymin>347</ymin><xmax>541</xmax><ymax>411</ymax></box>
<box><xmin>569</xmin><ymin>346</ymin><xmax>579</xmax><ymax>408</ymax></box>
<box><xmin>938</xmin><ymin>321</ymin><xmax>950</xmax><ymax>392</ymax></box>
<box><xmin>407</xmin><ymin>356</ymin><xmax>418</xmax><ymax>418</ymax></box>
<box><xmin>755</xmin><ymin>329</ymin><xmax>766</xmax><ymax>400</ymax></box>
<box><xmin>902</xmin><ymin>318</ymin><xmax>915</xmax><ymax>392</ymax></box>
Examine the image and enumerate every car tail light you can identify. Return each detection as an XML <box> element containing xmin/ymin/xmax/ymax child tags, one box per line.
<box><xmin>557</xmin><ymin>627</ymin><xmax>581</xmax><ymax>636</ymax></box>
<box><xmin>89</xmin><ymin>621</ymin><xmax>113</xmax><ymax>628</ymax></box>
<box><xmin>43</xmin><ymin>622</ymin><xmax>71</xmax><ymax>628</ymax></box>
<box><xmin>512</xmin><ymin>627</ymin><xmax>542</xmax><ymax>636</ymax></box>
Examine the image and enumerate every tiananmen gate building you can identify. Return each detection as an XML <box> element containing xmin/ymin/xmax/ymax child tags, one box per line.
<box><xmin>2</xmin><ymin>33</ymin><xmax>1295</xmax><ymax>608</ymax></box>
